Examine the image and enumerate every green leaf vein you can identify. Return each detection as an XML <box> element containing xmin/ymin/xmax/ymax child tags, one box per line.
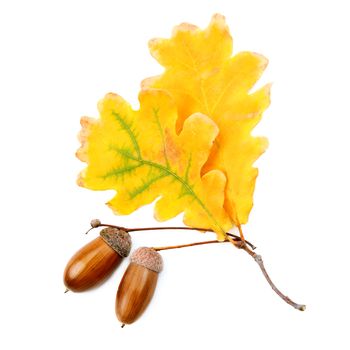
<box><xmin>112</xmin><ymin>112</ymin><xmax>141</xmax><ymax>159</ymax></box>
<box><xmin>128</xmin><ymin>171</ymin><xmax>169</xmax><ymax>199</ymax></box>
<box><xmin>102</xmin><ymin>164</ymin><xmax>142</xmax><ymax>179</ymax></box>
<box><xmin>108</xmin><ymin>109</ymin><xmax>225</xmax><ymax>234</ymax></box>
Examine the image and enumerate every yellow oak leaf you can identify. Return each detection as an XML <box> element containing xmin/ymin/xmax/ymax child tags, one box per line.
<box><xmin>144</xmin><ymin>14</ymin><xmax>270</xmax><ymax>226</ymax></box>
<box><xmin>77</xmin><ymin>89</ymin><xmax>231</xmax><ymax>240</ymax></box>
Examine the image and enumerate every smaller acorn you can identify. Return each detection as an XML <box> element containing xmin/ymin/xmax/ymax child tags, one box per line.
<box><xmin>116</xmin><ymin>247</ymin><xmax>163</xmax><ymax>326</ymax></box>
<box><xmin>64</xmin><ymin>227</ymin><xmax>131</xmax><ymax>292</ymax></box>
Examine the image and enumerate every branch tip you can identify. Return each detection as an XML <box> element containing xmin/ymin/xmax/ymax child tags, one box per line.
<box><xmin>298</xmin><ymin>305</ymin><xmax>306</xmax><ymax>311</ymax></box>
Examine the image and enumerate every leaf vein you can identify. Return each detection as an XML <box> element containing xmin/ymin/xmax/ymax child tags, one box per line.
<box><xmin>128</xmin><ymin>172</ymin><xmax>169</xmax><ymax>199</ymax></box>
<box><xmin>102</xmin><ymin>164</ymin><xmax>143</xmax><ymax>179</ymax></box>
<box><xmin>112</xmin><ymin>112</ymin><xmax>142</xmax><ymax>159</ymax></box>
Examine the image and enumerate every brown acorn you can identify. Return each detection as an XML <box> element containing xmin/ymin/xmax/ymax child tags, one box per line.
<box><xmin>64</xmin><ymin>227</ymin><xmax>131</xmax><ymax>292</ymax></box>
<box><xmin>116</xmin><ymin>247</ymin><xmax>163</xmax><ymax>326</ymax></box>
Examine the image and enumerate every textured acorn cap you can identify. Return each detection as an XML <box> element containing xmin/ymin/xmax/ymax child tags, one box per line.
<box><xmin>130</xmin><ymin>247</ymin><xmax>163</xmax><ymax>273</ymax></box>
<box><xmin>100</xmin><ymin>227</ymin><xmax>131</xmax><ymax>257</ymax></box>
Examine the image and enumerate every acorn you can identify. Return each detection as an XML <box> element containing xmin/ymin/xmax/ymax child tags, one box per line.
<box><xmin>64</xmin><ymin>227</ymin><xmax>131</xmax><ymax>292</ymax></box>
<box><xmin>116</xmin><ymin>247</ymin><xmax>163</xmax><ymax>326</ymax></box>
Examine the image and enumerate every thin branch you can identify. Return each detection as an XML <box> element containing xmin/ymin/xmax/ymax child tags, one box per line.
<box><xmin>152</xmin><ymin>235</ymin><xmax>305</xmax><ymax>311</ymax></box>
<box><xmin>239</xmin><ymin>244</ymin><xmax>306</xmax><ymax>311</ymax></box>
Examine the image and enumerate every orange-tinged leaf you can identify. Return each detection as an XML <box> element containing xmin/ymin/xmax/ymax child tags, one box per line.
<box><xmin>77</xmin><ymin>89</ymin><xmax>231</xmax><ymax>239</ymax></box>
<box><xmin>145</xmin><ymin>14</ymin><xmax>270</xmax><ymax>225</ymax></box>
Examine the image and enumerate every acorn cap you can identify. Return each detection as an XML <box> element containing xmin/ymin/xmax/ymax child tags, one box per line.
<box><xmin>130</xmin><ymin>247</ymin><xmax>163</xmax><ymax>273</ymax></box>
<box><xmin>99</xmin><ymin>227</ymin><xmax>131</xmax><ymax>257</ymax></box>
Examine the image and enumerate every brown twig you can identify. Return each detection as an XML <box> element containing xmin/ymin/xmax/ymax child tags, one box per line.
<box><xmin>239</xmin><ymin>243</ymin><xmax>306</xmax><ymax>311</ymax></box>
<box><xmin>153</xmin><ymin>236</ymin><xmax>305</xmax><ymax>311</ymax></box>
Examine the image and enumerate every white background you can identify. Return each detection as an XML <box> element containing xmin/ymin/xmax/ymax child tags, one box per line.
<box><xmin>1</xmin><ymin>0</ymin><xmax>349</xmax><ymax>349</ymax></box>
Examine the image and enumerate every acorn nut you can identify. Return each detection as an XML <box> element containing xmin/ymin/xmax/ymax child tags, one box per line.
<box><xmin>116</xmin><ymin>247</ymin><xmax>163</xmax><ymax>326</ymax></box>
<box><xmin>63</xmin><ymin>227</ymin><xmax>131</xmax><ymax>292</ymax></box>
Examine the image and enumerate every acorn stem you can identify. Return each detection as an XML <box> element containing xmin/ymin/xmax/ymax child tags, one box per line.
<box><xmin>153</xmin><ymin>240</ymin><xmax>228</xmax><ymax>251</ymax></box>
<box><xmin>127</xmin><ymin>226</ymin><xmax>255</xmax><ymax>248</ymax></box>
<box><xmin>90</xmin><ymin>221</ymin><xmax>256</xmax><ymax>250</ymax></box>
<box><xmin>64</xmin><ymin>288</ymin><xmax>69</xmax><ymax>293</ymax></box>
<box><xmin>121</xmin><ymin>324</ymin><xmax>125</xmax><ymax>328</ymax></box>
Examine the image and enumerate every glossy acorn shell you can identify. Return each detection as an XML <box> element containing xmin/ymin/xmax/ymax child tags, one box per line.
<box><xmin>64</xmin><ymin>236</ymin><xmax>122</xmax><ymax>292</ymax></box>
<box><xmin>116</xmin><ymin>262</ymin><xmax>158</xmax><ymax>325</ymax></box>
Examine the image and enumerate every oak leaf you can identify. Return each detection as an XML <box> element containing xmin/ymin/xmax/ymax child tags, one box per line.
<box><xmin>77</xmin><ymin>89</ymin><xmax>231</xmax><ymax>239</ymax></box>
<box><xmin>144</xmin><ymin>14</ymin><xmax>270</xmax><ymax>226</ymax></box>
